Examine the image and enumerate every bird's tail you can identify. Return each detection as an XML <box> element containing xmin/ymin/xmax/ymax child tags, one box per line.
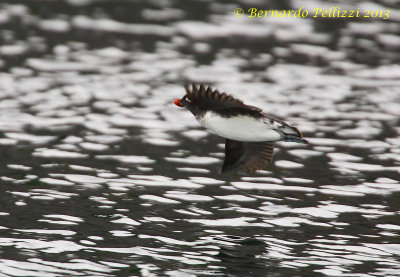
<box><xmin>283</xmin><ymin>126</ymin><xmax>308</xmax><ymax>144</ymax></box>
<box><xmin>284</xmin><ymin>134</ymin><xmax>308</xmax><ymax>144</ymax></box>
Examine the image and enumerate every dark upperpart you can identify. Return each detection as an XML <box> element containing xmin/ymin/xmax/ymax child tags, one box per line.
<box><xmin>174</xmin><ymin>84</ymin><xmax>263</xmax><ymax>118</ymax></box>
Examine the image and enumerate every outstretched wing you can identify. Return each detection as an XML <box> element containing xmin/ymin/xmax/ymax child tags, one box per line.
<box><xmin>184</xmin><ymin>84</ymin><xmax>263</xmax><ymax>117</ymax></box>
<box><xmin>221</xmin><ymin>139</ymin><xmax>274</xmax><ymax>173</ymax></box>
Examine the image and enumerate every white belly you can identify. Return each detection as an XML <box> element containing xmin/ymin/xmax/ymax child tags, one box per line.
<box><xmin>198</xmin><ymin>111</ymin><xmax>282</xmax><ymax>142</ymax></box>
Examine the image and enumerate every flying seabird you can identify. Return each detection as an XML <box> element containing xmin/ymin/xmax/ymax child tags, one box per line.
<box><xmin>174</xmin><ymin>84</ymin><xmax>308</xmax><ymax>173</ymax></box>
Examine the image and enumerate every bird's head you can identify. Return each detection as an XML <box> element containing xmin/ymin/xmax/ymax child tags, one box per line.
<box><xmin>173</xmin><ymin>94</ymin><xmax>200</xmax><ymax>115</ymax></box>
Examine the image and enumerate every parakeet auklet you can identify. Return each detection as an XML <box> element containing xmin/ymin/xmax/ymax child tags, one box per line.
<box><xmin>174</xmin><ymin>84</ymin><xmax>308</xmax><ymax>173</ymax></box>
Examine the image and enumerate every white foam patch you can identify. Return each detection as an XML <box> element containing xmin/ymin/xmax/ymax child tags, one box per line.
<box><xmin>109</xmin><ymin>231</ymin><xmax>134</xmax><ymax>238</ymax></box>
<box><xmin>337</xmin><ymin>126</ymin><xmax>381</xmax><ymax>138</ymax></box>
<box><xmin>164</xmin><ymin>193</ymin><xmax>214</xmax><ymax>202</ymax></box>
<box><xmin>330</xmin><ymin>161</ymin><xmax>400</xmax><ymax>172</ymax></box>
<box><xmin>79</xmin><ymin>142</ymin><xmax>109</xmax><ymax>151</ymax></box>
<box><xmin>7</xmin><ymin>164</ymin><xmax>32</xmax><ymax>171</ymax></box>
<box><xmin>128</xmin><ymin>175</ymin><xmax>203</xmax><ymax>189</ymax></box>
<box><xmin>107</xmin><ymin>184</ymin><xmax>129</xmax><ymax>192</ymax></box>
<box><xmin>307</xmin><ymin>138</ymin><xmax>344</xmax><ymax>146</ymax></box>
<box><xmin>43</xmin><ymin>215</ymin><xmax>83</xmax><ymax>222</ymax></box>
<box><xmin>27</xmin><ymin>58</ymin><xmax>98</xmax><ymax>72</ymax></box>
<box><xmin>363</xmin><ymin>182</ymin><xmax>400</xmax><ymax>191</ymax></box>
<box><xmin>322</xmin><ymin>204</ymin><xmax>391</xmax><ymax>216</ymax></box>
<box><xmin>176</xmin><ymin>167</ymin><xmax>210</xmax><ymax>173</ymax></box>
<box><xmin>275</xmin><ymin>160</ymin><xmax>304</xmax><ymax>169</ymax></box>
<box><xmin>0</xmin><ymin>257</ymin><xmax>110</xmax><ymax>276</ymax></box>
<box><xmin>56</xmin><ymin>144</ymin><xmax>79</xmax><ymax>151</ymax></box>
<box><xmin>375</xmin><ymin>177</ymin><xmax>398</xmax><ymax>184</ymax></box>
<box><xmin>283</xmin><ymin>178</ymin><xmax>313</xmax><ymax>184</ymax></box>
<box><xmin>72</xmin><ymin>16</ymin><xmax>174</xmax><ymax>36</ymax></box>
<box><xmin>99</xmin><ymin>261</ymin><xmax>129</xmax><ymax>269</ymax></box>
<box><xmin>69</xmin><ymin>165</ymin><xmax>95</xmax><ymax>172</ymax></box>
<box><xmin>106</xmin><ymin>178</ymin><xmax>136</xmax><ymax>189</ymax></box>
<box><xmin>140</xmin><ymin>195</ymin><xmax>180</xmax><ymax>204</ymax></box>
<box><xmin>232</xmin><ymin>182</ymin><xmax>316</xmax><ymax>192</ymax></box>
<box><xmin>313</xmin><ymin>146</ymin><xmax>335</xmax><ymax>152</ymax></box>
<box><xmin>0</xmin><ymin>10</ymin><xmax>10</xmax><ymax>24</ymax></box>
<box><xmin>33</xmin><ymin>149</ymin><xmax>88</xmax><ymax>158</ymax></box>
<box><xmin>96</xmin><ymin>47</ymin><xmax>129</xmax><ymax>59</ymax></box>
<box><xmin>85</xmin><ymin>135</ymin><xmax>123</xmax><ymax>144</ymax></box>
<box><xmin>59</xmin><ymin>174</ymin><xmax>108</xmax><ymax>184</ymax></box>
<box><xmin>291</xmin><ymin>207</ymin><xmax>338</xmax><ymax>218</ymax></box>
<box><xmin>16</xmin><ymin>229</ymin><xmax>76</xmax><ymax>236</ymax></box>
<box><xmin>386</xmin><ymin>137</ymin><xmax>400</xmax><ymax>147</ymax></box>
<box><xmin>377</xmin><ymin>224</ymin><xmax>400</xmax><ymax>231</ymax></box>
<box><xmin>165</xmin><ymin>156</ymin><xmax>220</xmax><ymax>165</ymax></box>
<box><xmin>319</xmin><ymin>189</ymin><xmax>365</xmax><ymax>197</ymax></box>
<box><xmin>241</xmin><ymin>177</ymin><xmax>283</xmax><ymax>184</ymax></box>
<box><xmin>354</xmin><ymin>64</ymin><xmax>400</xmax><ymax>79</ymax></box>
<box><xmin>88</xmin><ymin>236</ymin><xmax>103</xmax><ymax>241</ymax></box>
<box><xmin>40</xmin><ymin>178</ymin><xmax>74</xmax><ymax>186</ymax></box>
<box><xmin>38</xmin><ymin>19</ymin><xmax>71</xmax><ymax>32</ymax></box>
<box><xmin>143</xmin><ymin>138</ymin><xmax>179</xmax><ymax>146</ymax></box>
<box><xmin>130</xmin><ymin>58</ymin><xmax>195</xmax><ymax>75</ymax></box>
<box><xmin>0</xmin><ymin>138</ymin><xmax>17</xmax><ymax>145</ymax></box>
<box><xmin>5</xmin><ymin>133</ymin><xmax>56</xmax><ymax>144</ymax></box>
<box><xmin>111</xmin><ymin>216</ymin><xmax>141</xmax><ymax>226</ymax></box>
<box><xmin>175</xmin><ymin>20</ymin><xmax>272</xmax><ymax>39</ymax></box>
<box><xmin>321</xmin><ymin>181</ymin><xmax>400</xmax><ymax>197</ymax></box>
<box><xmin>187</xmin><ymin>217</ymin><xmax>267</xmax><ymax>227</ymax></box>
<box><xmin>364</xmin><ymin>243</ymin><xmax>400</xmax><ymax>256</ymax></box>
<box><xmin>265</xmin><ymin>217</ymin><xmax>331</xmax><ymax>228</ymax></box>
<box><xmin>189</xmin><ymin>177</ymin><xmax>225</xmax><ymax>185</ymax></box>
<box><xmin>128</xmin><ymin>175</ymin><xmax>170</xmax><ymax>181</ymax></box>
<box><xmin>183</xmin><ymin>64</ymin><xmax>251</xmax><ymax>83</ymax></box>
<box><xmin>327</xmin><ymin>153</ymin><xmax>362</xmax><ymax>162</ymax></box>
<box><xmin>84</xmin><ymin>121</ymin><xmax>127</xmax><ymax>135</ymax></box>
<box><xmin>0</xmin><ymin>44</ymin><xmax>28</xmax><ymax>56</ymax></box>
<box><xmin>62</xmin><ymin>136</ymin><xmax>83</xmax><ymax>144</ymax></box>
<box><xmin>288</xmin><ymin>149</ymin><xmax>323</xmax><ymax>159</ymax></box>
<box><xmin>142</xmin><ymin>8</ymin><xmax>185</xmax><ymax>21</ymax></box>
<box><xmin>181</xmin><ymin>130</ymin><xmax>209</xmax><ymax>140</ymax></box>
<box><xmin>193</xmin><ymin>42</ymin><xmax>212</xmax><ymax>53</ymax></box>
<box><xmin>30</xmin><ymin>117</ymin><xmax>85</xmax><ymax>129</ymax></box>
<box><xmin>347</xmin><ymin>140</ymin><xmax>390</xmax><ymax>149</ymax></box>
<box><xmin>97</xmin><ymin>172</ymin><xmax>119</xmax><ymax>178</ymax></box>
<box><xmin>133</xmin><ymin>179</ymin><xmax>202</xmax><ymax>189</ymax></box>
<box><xmin>215</xmin><ymin>195</ymin><xmax>257</xmax><ymax>202</ymax></box>
<box><xmin>291</xmin><ymin>44</ymin><xmax>344</xmax><ymax>61</ymax></box>
<box><xmin>96</xmin><ymin>155</ymin><xmax>155</xmax><ymax>164</ymax></box>
<box><xmin>80</xmin><ymin>240</ymin><xmax>96</xmax><ymax>245</ymax></box>
<box><xmin>92</xmin><ymin>101</ymin><xmax>120</xmax><ymax>110</ymax></box>
<box><xmin>138</xmin><ymin>235</ymin><xmax>195</xmax><ymax>246</ymax></box>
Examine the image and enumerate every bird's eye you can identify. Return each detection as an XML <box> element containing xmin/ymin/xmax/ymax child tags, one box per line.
<box><xmin>185</xmin><ymin>97</ymin><xmax>191</xmax><ymax>103</ymax></box>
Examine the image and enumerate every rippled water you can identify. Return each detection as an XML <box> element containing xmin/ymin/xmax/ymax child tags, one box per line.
<box><xmin>1</xmin><ymin>0</ymin><xmax>400</xmax><ymax>276</ymax></box>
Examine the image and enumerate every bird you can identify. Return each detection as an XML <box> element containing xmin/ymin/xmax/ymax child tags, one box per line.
<box><xmin>173</xmin><ymin>84</ymin><xmax>308</xmax><ymax>173</ymax></box>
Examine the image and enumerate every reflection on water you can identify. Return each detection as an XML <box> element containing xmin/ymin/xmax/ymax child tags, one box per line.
<box><xmin>0</xmin><ymin>0</ymin><xmax>400</xmax><ymax>276</ymax></box>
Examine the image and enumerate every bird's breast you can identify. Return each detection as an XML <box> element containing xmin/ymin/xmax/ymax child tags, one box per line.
<box><xmin>197</xmin><ymin>111</ymin><xmax>282</xmax><ymax>142</ymax></box>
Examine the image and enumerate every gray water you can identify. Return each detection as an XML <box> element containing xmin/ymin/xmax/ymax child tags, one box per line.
<box><xmin>0</xmin><ymin>0</ymin><xmax>400</xmax><ymax>276</ymax></box>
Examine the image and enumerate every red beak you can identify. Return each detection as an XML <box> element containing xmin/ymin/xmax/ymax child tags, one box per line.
<box><xmin>174</xmin><ymin>99</ymin><xmax>182</xmax><ymax>107</ymax></box>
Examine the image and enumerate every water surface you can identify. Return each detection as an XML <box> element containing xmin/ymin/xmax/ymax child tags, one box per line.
<box><xmin>0</xmin><ymin>0</ymin><xmax>400</xmax><ymax>276</ymax></box>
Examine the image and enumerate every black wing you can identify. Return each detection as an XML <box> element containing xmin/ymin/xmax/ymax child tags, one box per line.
<box><xmin>221</xmin><ymin>139</ymin><xmax>274</xmax><ymax>173</ymax></box>
<box><xmin>184</xmin><ymin>84</ymin><xmax>263</xmax><ymax>117</ymax></box>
